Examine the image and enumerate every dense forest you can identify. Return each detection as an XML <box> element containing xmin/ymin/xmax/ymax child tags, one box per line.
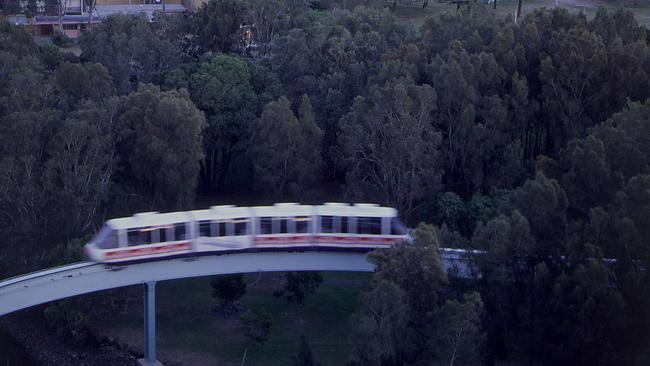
<box><xmin>1</xmin><ymin>1</ymin><xmax>650</xmax><ymax>365</ymax></box>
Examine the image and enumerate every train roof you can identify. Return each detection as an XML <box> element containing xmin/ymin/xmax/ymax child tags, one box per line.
<box><xmin>105</xmin><ymin>203</ymin><xmax>398</xmax><ymax>230</ymax></box>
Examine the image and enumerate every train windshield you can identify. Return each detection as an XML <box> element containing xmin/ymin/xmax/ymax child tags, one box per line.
<box><xmin>391</xmin><ymin>217</ymin><xmax>407</xmax><ymax>235</ymax></box>
<box><xmin>93</xmin><ymin>225</ymin><xmax>119</xmax><ymax>249</ymax></box>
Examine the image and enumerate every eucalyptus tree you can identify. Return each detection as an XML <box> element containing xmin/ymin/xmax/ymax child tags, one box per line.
<box><xmin>338</xmin><ymin>80</ymin><xmax>442</xmax><ymax>217</ymax></box>
<box><xmin>117</xmin><ymin>84</ymin><xmax>204</xmax><ymax>211</ymax></box>
<box><xmin>190</xmin><ymin>53</ymin><xmax>257</xmax><ymax>190</ymax></box>
<box><xmin>250</xmin><ymin>96</ymin><xmax>322</xmax><ymax>198</ymax></box>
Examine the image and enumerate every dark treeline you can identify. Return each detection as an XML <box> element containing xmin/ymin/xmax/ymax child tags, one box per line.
<box><xmin>1</xmin><ymin>1</ymin><xmax>650</xmax><ymax>364</ymax></box>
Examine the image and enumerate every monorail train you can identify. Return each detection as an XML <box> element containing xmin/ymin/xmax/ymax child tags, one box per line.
<box><xmin>84</xmin><ymin>203</ymin><xmax>408</xmax><ymax>264</ymax></box>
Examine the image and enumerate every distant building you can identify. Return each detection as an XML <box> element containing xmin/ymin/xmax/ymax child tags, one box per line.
<box><xmin>1</xmin><ymin>0</ymin><xmax>190</xmax><ymax>38</ymax></box>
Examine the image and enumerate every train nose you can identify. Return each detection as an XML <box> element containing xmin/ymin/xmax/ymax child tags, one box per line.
<box><xmin>83</xmin><ymin>244</ymin><xmax>92</xmax><ymax>259</ymax></box>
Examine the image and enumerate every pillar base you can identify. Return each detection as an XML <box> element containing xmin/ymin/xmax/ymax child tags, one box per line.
<box><xmin>137</xmin><ymin>358</ymin><xmax>163</xmax><ymax>366</ymax></box>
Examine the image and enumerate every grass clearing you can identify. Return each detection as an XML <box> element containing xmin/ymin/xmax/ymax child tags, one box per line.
<box><xmin>91</xmin><ymin>272</ymin><xmax>371</xmax><ymax>366</ymax></box>
<box><xmin>387</xmin><ymin>0</ymin><xmax>650</xmax><ymax>28</ymax></box>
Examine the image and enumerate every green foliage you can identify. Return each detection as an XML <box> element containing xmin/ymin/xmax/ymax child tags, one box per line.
<box><xmin>80</xmin><ymin>14</ymin><xmax>184</xmax><ymax>94</ymax></box>
<box><xmin>354</xmin><ymin>224</ymin><xmax>484</xmax><ymax>365</ymax></box>
<box><xmin>472</xmin><ymin>210</ymin><xmax>535</xmax><ymax>257</ymax></box>
<box><xmin>117</xmin><ymin>84</ymin><xmax>205</xmax><ymax>211</ymax></box>
<box><xmin>45</xmin><ymin>104</ymin><xmax>116</xmax><ymax>237</ymax></box>
<box><xmin>559</xmin><ymin>135</ymin><xmax>620</xmax><ymax>213</ymax></box>
<box><xmin>245</xmin><ymin>0</ymin><xmax>287</xmax><ymax>56</ymax></box>
<box><xmin>0</xmin><ymin>41</ymin><xmax>55</xmax><ymax>116</ymax></box>
<box><xmin>192</xmin><ymin>0</ymin><xmax>247</xmax><ymax>54</ymax></box>
<box><xmin>348</xmin><ymin>280</ymin><xmax>409</xmax><ymax>366</ymax></box>
<box><xmin>251</xmin><ymin>95</ymin><xmax>322</xmax><ymax>197</ymax></box>
<box><xmin>0</xmin><ymin>110</ymin><xmax>56</xmax><ymax>240</ymax></box>
<box><xmin>56</xmin><ymin>62</ymin><xmax>114</xmax><ymax>104</ymax></box>
<box><xmin>240</xmin><ymin>307</ymin><xmax>272</xmax><ymax>343</ymax></box>
<box><xmin>433</xmin><ymin>191</ymin><xmax>466</xmax><ymax>232</ymax></box>
<box><xmin>43</xmin><ymin>292</ymin><xmax>119</xmax><ymax>344</ymax></box>
<box><xmin>44</xmin><ymin>300</ymin><xmax>92</xmax><ymax>343</ymax></box>
<box><xmin>511</xmin><ymin>172</ymin><xmax>568</xmax><ymax>254</ymax></box>
<box><xmin>429</xmin><ymin>292</ymin><xmax>484</xmax><ymax>366</ymax></box>
<box><xmin>51</xmin><ymin>32</ymin><xmax>71</xmax><ymax>47</ymax></box>
<box><xmin>338</xmin><ymin>80</ymin><xmax>442</xmax><ymax>217</ymax></box>
<box><xmin>210</xmin><ymin>274</ymin><xmax>247</xmax><ymax>312</ymax></box>
<box><xmin>46</xmin><ymin>238</ymin><xmax>88</xmax><ymax>266</ymax></box>
<box><xmin>297</xmin><ymin>95</ymin><xmax>323</xmax><ymax>186</ymax></box>
<box><xmin>370</xmin><ymin>223</ymin><xmax>447</xmax><ymax>321</ymax></box>
<box><xmin>39</xmin><ymin>44</ymin><xmax>64</xmax><ymax>70</ymax></box>
<box><xmin>249</xmin><ymin>59</ymin><xmax>283</xmax><ymax>106</ymax></box>
<box><xmin>0</xmin><ymin>102</ymin><xmax>115</xmax><ymax>241</ymax></box>
<box><xmin>0</xmin><ymin>22</ymin><xmax>39</xmax><ymax>57</ymax></box>
<box><xmin>190</xmin><ymin>53</ymin><xmax>256</xmax><ymax>116</ymax></box>
<box><xmin>277</xmin><ymin>272</ymin><xmax>323</xmax><ymax>318</ymax></box>
<box><xmin>564</xmin><ymin>264</ymin><xmax>625</xmax><ymax>365</ymax></box>
<box><xmin>240</xmin><ymin>307</ymin><xmax>273</xmax><ymax>364</ymax></box>
<box><xmin>190</xmin><ymin>53</ymin><xmax>257</xmax><ymax>189</ymax></box>
<box><xmin>610</xmin><ymin>100</ymin><xmax>650</xmax><ymax>162</ymax></box>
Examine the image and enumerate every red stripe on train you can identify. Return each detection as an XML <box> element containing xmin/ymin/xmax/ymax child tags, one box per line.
<box><xmin>105</xmin><ymin>242</ymin><xmax>191</xmax><ymax>259</ymax></box>
<box><xmin>254</xmin><ymin>236</ymin><xmax>399</xmax><ymax>245</ymax></box>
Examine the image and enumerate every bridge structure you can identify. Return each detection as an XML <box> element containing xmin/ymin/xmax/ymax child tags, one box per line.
<box><xmin>0</xmin><ymin>250</ymin><xmax>470</xmax><ymax>366</ymax></box>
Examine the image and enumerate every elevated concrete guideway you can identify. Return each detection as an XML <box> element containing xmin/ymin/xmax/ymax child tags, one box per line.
<box><xmin>0</xmin><ymin>249</ymin><xmax>470</xmax><ymax>316</ymax></box>
<box><xmin>0</xmin><ymin>251</ymin><xmax>377</xmax><ymax>317</ymax></box>
<box><xmin>0</xmin><ymin>250</ymin><xmax>470</xmax><ymax>365</ymax></box>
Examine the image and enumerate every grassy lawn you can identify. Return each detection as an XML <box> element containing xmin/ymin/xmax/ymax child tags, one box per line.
<box><xmin>91</xmin><ymin>272</ymin><xmax>371</xmax><ymax>366</ymax></box>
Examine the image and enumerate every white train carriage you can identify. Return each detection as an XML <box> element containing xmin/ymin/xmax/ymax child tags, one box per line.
<box><xmin>84</xmin><ymin>203</ymin><xmax>407</xmax><ymax>264</ymax></box>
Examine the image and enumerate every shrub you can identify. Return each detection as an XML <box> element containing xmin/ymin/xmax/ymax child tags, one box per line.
<box><xmin>52</xmin><ymin>32</ymin><xmax>71</xmax><ymax>47</ymax></box>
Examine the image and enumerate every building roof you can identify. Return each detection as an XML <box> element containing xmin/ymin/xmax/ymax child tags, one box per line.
<box><xmin>95</xmin><ymin>4</ymin><xmax>186</xmax><ymax>19</ymax></box>
<box><xmin>12</xmin><ymin>4</ymin><xmax>187</xmax><ymax>26</ymax></box>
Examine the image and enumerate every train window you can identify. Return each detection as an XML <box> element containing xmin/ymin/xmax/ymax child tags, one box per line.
<box><xmin>259</xmin><ymin>217</ymin><xmax>272</xmax><ymax>235</ymax></box>
<box><xmin>144</xmin><ymin>228</ymin><xmax>153</xmax><ymax>244</ymax></box>
<box><xmin>358</xmin><ymin>217</ymin><xmax>382</xmax><ymax>235</ymax></box>
<box><xmin>277</xmin><ymin>218</ymin><xmax>288</xmax><ymax>234</ymax></box>
<box><xmin>294</xmin><ymin>216</ymin><xmax>309</xmax><ymax>233</ymax></box>
<box><xmin>234</xmin><ymin>218</ymin><xmax>248</xmax><ymax>236</ymax></box>
<box><xmin>159</xmin><ymin>228</ymin><xmax>167</xmax><ymax>242</ymax></box>
<box><xmin>127</xmin><ymin>230</ymin><xmax>137</xmax><ymax>246</ymax></box>
<box><xmin>127</xmin><ymin>228</ymin><xmax>144</xmax><ymax>246</ymax></box>
<box><xmin>199</xmin><ymin>220</ymin><xmax>212</xmax><ymax>237</ymax></box>
<box><xmin>391</xmin><ymin>217</ymin><xmax>407</xmax><ymax>235</ymax></box>
<box><xmin>320</xmin><ymin>216</ymin><xmax>333</xmax><ymax>233</ymax></box>
<box><xmin>340</xmin><ymin>216</ymin><xmax>349</xmax><ymax>233</ymax></box>
<box><xmin>174</xmin><ymin>223</ymin><xmax>186</xmax><ymax>241</ymax></box>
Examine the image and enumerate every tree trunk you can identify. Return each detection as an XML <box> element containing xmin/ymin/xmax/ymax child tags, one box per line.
<box><xmin>240</xmin><ymin>347</ymin><xmax>249</xmax><ymax>366</ymax></box>
<box><xmin>58</xmin><ymin>12</ymin><xmax>63</xmax><ymax>35</ymax></box>
<box><xmin>87</xmin><ymin>2</ymin><xmax>92</xmax><ymax>29</ymax></box>
<box><xmin>248</xmin><ymin>272</ymin><xmax>263</xmax><ymax>287</ymax></box>
<box><xmin>58</xmin><ymin>0</ymin><xmax>66</xmax><ymax>35</ymax></box>
<box><xmin>493</xmin><ymin>0</ymin><xmax>497</xmax><ymax>10</ymax></box>
<box><xmin>517</xmin><ymin>0</ymin><xmax>522</xmax><ymax>19</ymax></box>
<box><xmin>121</xmin><ymin>297</ymin><xmax>129</xmax><ymax>314</ymax></box>
<box><xmin>298</xmin><ymin>302</ymin><xmax>304</xmax><ymax>324</ymax></box>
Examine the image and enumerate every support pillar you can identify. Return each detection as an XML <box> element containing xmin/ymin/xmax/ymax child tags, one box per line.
<box><xmin>138</xmin><ymin>282</ymin><xmax>163</xmax><ymax>366</ymax></box>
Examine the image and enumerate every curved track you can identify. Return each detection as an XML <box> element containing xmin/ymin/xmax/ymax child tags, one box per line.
<box><xmin>0</xmin><ymin>249</ymin><xmax>471</xmax><ymax>317</ymax></box>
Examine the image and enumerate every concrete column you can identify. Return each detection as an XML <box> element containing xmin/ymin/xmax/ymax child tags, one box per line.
<box><xmin>138</xmin><ymin>282</ymin><xmax>163</xmax><ymax>366</ymax></box>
